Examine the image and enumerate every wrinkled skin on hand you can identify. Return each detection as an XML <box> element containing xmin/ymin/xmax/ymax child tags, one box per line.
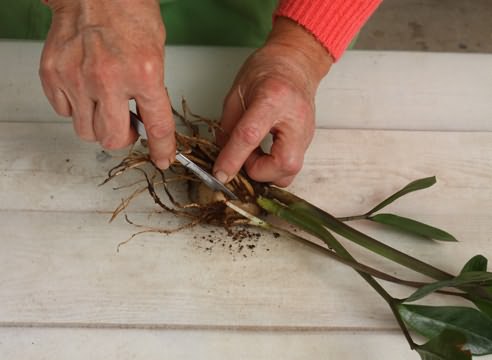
<box><xmin>213</xmin><ymin>18</ymin><xmax>333</xmax><ymax>187</ymax></box>
<box><xmin>40</xmin><ymin>3</ymin><xmax>331</xmax><ymax>184</ymax></box>
<box><xmin>39</xmin><ymin>0</ymin><xmax>175</xmax><ymax>169</ymax></box>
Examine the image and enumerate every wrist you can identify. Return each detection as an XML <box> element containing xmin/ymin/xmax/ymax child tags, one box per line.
<box><xmin>42</xmin><ymin>0</ymin><xmax>81</xmax><ymax>13</ymax></box>
<box><xmin>267</xmin><ymin>17</ymin><xmax>333</xmax><ymax>83</ymax></box>
<box><xmin>44</xmin><ymin>0</ymin><xmax>165</xmax><ymax>40</ymax></box>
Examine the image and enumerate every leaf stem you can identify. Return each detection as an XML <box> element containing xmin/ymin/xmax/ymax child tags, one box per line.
<box><xmin>257</xmin><ymin>196</ymin><xmax>416</xmax><ymax>349</ymax></box>
<box><xmin>268</xmin><ymin>224</ymin><xmax>467</xmax><ymax>299</ymax></box>
<box><xmin>337</xmin><ymin>214</ymin><xmax>368</xmax><ymax>222</ymax></box>
<box><xmin>264</xmin><ymin>187</ymin><xmax>453</xmax><ymax>281</ymax></box>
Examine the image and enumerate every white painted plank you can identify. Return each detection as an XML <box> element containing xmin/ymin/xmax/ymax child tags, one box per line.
<box><xmin>1</xmin><ymin>123</ymin><xmax>491</xmax><ymax>326</ymax></box>
<box><xmin>315</xmin><ymin>51</ymin><xmax>492</xmax><ymax>131</ymax></box>
<box><xmin>1</xmin><ymin>122</ymin><xmax>492</xmax><ymax>218</ymax></box>
<box><xmin>3</xmin><ymin>42</ymin><xmax>492</xmax><ymax>359</ymax></box>
<box><xmin>0</xmin><ymin>209</ymin><xmax>396</xmax><ymax>327</ymax></box>
<box><xmin>0</xmin><ymin>209</ymin><xmax>488</xmax><ymax>326</ymax></box>
<box><xmin>1</xmin><ymin>41</ymin><xmax>491</xmax><ymax>131</ymax></box>
<box><xmin>0</xmin><ymin>328</ymin><xmax>426</xmax><ymax>360</ymax></box>
<box><xmin>0</xmin><ymin>121</ymin><xmax>146</xmax><ymax>212</ymax></box>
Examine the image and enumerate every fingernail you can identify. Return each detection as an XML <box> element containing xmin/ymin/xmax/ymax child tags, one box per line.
<box><xmin>214</xmin><ymin>170</ymin><xmax>229</xmax><ymax>184</ymax></box>
<box><xmin>155</xmin><ymin>159</ymin><xmax>170</xmax><ymax>169</ymax></box>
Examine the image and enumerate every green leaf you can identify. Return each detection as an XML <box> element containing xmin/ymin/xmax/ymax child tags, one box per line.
<box><xmin>461</xmin><ymin>255</ymin><xmax>488</xmax><ymax>274</ymax></box>
<box><xmin>281</xmin><ymin>193</ymin><xmax>452</xmax><ymax>281</ymax></box>
<box><xmin>257</xmin><ymin>197</ymin><xmax>347</xmax><ymax>256</ymax></box>
<box><xmin>366</xmin><ymin>176</ymin><xmax>437</xmax><ymax>215</ymax></box>
<box><xmin>468</xmin><ymin>293</ymin><xmax>492</xmax><ymax>319</ymax></box>
<box><xmin>405</xmin><ymin>271</ymin><xmax>492</xmax><ymax>303</ymax></box>
<box><xmin>459</xmin><ymin>256</ymin><xmax>492</xmax><ymax>318</ymax></box>
<box><xmin>257</xmin><ymin>196</ymin><xmax>394</xmax><ymax>296</ymax></box>
<box><xmin>370</xmin><ymin>213</ymin><xmax>457</xmax><ymax>241</ymax></box>
<box><xmin>399</xmin><ymin>304</ymin><xmax>492</xmax><ymax>355</ymax></box>
<box><xmin>416</xmin><ymin>329</ymin><xmax>471</xmax><ymax>360</ymax></box>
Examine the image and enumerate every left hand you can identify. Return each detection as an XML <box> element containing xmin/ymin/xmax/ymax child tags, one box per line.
<box><xmin>213</xmin><ymin>17</ymin><xmax>333</xmax><ymax>187</ymax></box>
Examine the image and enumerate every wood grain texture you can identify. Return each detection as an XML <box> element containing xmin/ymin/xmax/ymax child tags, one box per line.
<box><xmin>2</xmin><ymin>43</ymin><xmax>492</xmax><ymax>359</ymax></box>
<box><xmin>1</xmin><ymin>41</ymin><xmax>491</xmax><ymax>131</ymax></box>
<box><xmin>0</xmin><ymin>209</ymin><xmax>399</xmax><ymax>328</ymax></box>
<box><xmin>1</xmin><ymin>122</ymin><xmax>491</xmax><ymax>332</ymax></box>
<box><xmin>0</xmin><ymin>328</ymin><xmax>422</xmax><ymax>360</ymax></box>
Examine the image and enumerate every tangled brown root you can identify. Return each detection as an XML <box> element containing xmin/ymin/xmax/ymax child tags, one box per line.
<box><xmin>102</xmin><ymin>101</ymin><xmax>266</xmax><ymax>250</ymax></box>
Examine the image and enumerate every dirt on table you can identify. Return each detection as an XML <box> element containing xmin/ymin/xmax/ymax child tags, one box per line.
<box><xmin>192</xmin><ymin>226</ymin><xmax>273</xmax><ymax>259</ymax></box>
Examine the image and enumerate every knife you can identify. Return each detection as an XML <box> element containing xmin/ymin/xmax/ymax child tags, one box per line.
<box><xmin>129</xmin><ymin>111</ymin><xmax>238</xmax><ymax>200</ymax></box>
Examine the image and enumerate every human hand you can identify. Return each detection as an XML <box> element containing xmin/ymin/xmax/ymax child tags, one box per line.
<box><xmin>213</xmin><ymin>18</ymin><xmax>333</xmax><ymax>187</ymax></box>
<box><xmin>39</xmin><ymin>0</ymin><xmax>175</xmax><ymax>169</ymax></box>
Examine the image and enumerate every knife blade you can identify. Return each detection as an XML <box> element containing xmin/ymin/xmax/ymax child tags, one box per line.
<box><xmin>129</xmin><ymin>111</ymin><xmax>238</xmax><ymax>200</ymax></box>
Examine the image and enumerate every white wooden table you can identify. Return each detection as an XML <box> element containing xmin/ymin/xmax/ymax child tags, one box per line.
<box><xmin>1</xmin><ymin>41</ymin><xmax>491</xmax><ymax>359</ymax></box>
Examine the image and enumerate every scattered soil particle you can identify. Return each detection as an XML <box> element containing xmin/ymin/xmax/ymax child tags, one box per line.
<box><xmin>195</xmin><ymin>226</ymin><xmax>272</xmax><ymax>258</ymax></box>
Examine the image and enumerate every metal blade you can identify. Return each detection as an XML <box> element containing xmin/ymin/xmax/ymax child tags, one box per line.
<box><xmin>130</xmin><ymin>111</ymin><xmax>238</xmax><ymax>200</ymax></box>
<box><xmin>175</xmin><ymin>153</ymin><xmax>238</xmax><ymax>200</ymax></box>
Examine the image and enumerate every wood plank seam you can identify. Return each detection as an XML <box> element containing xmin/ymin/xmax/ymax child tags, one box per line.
<box><xmin>0</xmin><ymin>322</ymin><xmax>400</xmax><ymax>332</ymax></box>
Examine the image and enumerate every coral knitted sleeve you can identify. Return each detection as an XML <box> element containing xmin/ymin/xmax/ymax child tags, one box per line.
<box><xmin>275</xmin><ymin>0</ymin><xmax>382</xmax><ymax>61</ymax></box>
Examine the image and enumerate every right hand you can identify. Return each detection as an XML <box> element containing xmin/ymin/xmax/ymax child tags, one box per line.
<box><xmin>40</xmin><ymin>0</ymin><xmax>175</xmax><ymax>169</ymax></box>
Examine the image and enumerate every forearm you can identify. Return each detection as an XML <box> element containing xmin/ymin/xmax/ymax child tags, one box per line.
<box><xmin>41</xmin><ymin>0</ymin><xmax>162</xmax><ymax>27</ymax></box>
<box><xmin>275</xmin><ymin>0</ymin><xmax>382</xmax><ymax>61</ymax></box>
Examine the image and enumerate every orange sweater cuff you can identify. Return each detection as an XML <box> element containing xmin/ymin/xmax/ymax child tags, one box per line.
<box><xmin>275</xmin><ymin>0</ymin><xmax>382</xmax><ymax>61</ymax></box>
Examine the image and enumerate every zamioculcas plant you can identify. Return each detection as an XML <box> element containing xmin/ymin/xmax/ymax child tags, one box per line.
<box><xmin>103</xmin><ymin>103</ymin><xmax>492</xmax><ymax>360</ymax></box>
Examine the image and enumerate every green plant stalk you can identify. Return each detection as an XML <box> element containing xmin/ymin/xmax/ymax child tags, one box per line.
<box><xmin>264</xmin><ymin>187</ymin><xmax>453</xmax><ymax>281</ymax></box>
<box><xmin>337</xmin><ymin>214</ymin><xmax>368</xmax><ymax>222</ymax></box>
<box><xmin>257</xmin><ymin>196</ymin><xmax>416</xmax><ymax>349</ymax></box>
<box><xmin>228</xmin><ymin>199</ymin><xmax>464</xmax><ymax>296</ymax></box>
<box><xmin>266</xmin><ymin>223</ymin><xmax>464</xmax><ymax>296</ymax></box>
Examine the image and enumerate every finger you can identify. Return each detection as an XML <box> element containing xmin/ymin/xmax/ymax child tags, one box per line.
<box><xmin>274</xmin><ymin>175</ymin><xmax>296</xmax><ymax>188</ymax></box>
<box><xmin>93</xmin><ymin>97</ymin><xmax>136</xmax><ymax>149</ymax></box>
<box><xmin>39</xmin><ymin>64</ymin><xmax>72</xmax><ymax>117</ymax></box>
<box><xmin>68</xmin><ymin>92</ymin><xmax>97</xmax><ymax>142</ymax></box>
<box><xmin>216</xmin><ymin>88</ymin><xmax>244</xmax><ymax>147</ymax></box>
<box><xmin>213</xmin><ymin>100</ymin><xmax>274</xmax><ymax>183</ymax></box>
<box><xmin>39</xmin><ymin>50</ymin><xmax>57</xmax><ymax>108</ymax></box>
<box><xmin>41</xmin><ymin>84</ymin><xmax>73</xmax><ymax>118</ymax></box>
<box><xmin>52</xmin><ymin>88</ymin><xmax>72</xmax><ymax>117</ymax></box>
<box><xmin>136</xmin><ymin>89</ymin><xmax>175</xmax><ymax>169</ymax></box>
<box><xmin>243</xmin><ymin>126</ymin><xmax>309</xmax><ymax>186</ymax></box>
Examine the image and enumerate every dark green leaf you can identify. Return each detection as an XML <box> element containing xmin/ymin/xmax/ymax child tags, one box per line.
<box><xmin>399</xmin><ymin>304</ymin><xmax>492</xmax><ymax>355</ymax></box>
<box><xmin>257</xmin><ymin>197</ymin><xmax>347</xmax><ymax>255</ymax></box>
<box><xmin>405</xmin><ymin>271</ymin><xmax>492</xmax><ymax>303</ymax></box>
<box><xmin>461</xmin><ymin>255</ymin><xmax>488</xmax><ymax>274</ymax></box>
<box><xmin>470</xmin><ymin>297</ymin><xmax>492</xmax><ymax>319</ymax></box>
<box><xmin>459</xmin><ymin>256</ymin><xmax>492</xmax><ymax>316</ymax></box>
<box><xmin>467</xmin><ymin>289</ymin><xmax>492</xmax><ymax>319</ymax></box>
<box><xmin>416</xmin><ymin>329</ymin><xmax>471</xmax><ymax>360</ymax></box>
<box><xmin>370</xmin><ymin>213</ymin><xmax>457</xmax><ymax>241</ymax></box>
<box><xmin>284</xmin><ymin>196</ymin><xmax>452</xmax><ymax>281</ymax></box>
<box><xmin>366</xmin><ymin>176</ymin><xmax>437</xmax><ymax>215</ymax></box>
